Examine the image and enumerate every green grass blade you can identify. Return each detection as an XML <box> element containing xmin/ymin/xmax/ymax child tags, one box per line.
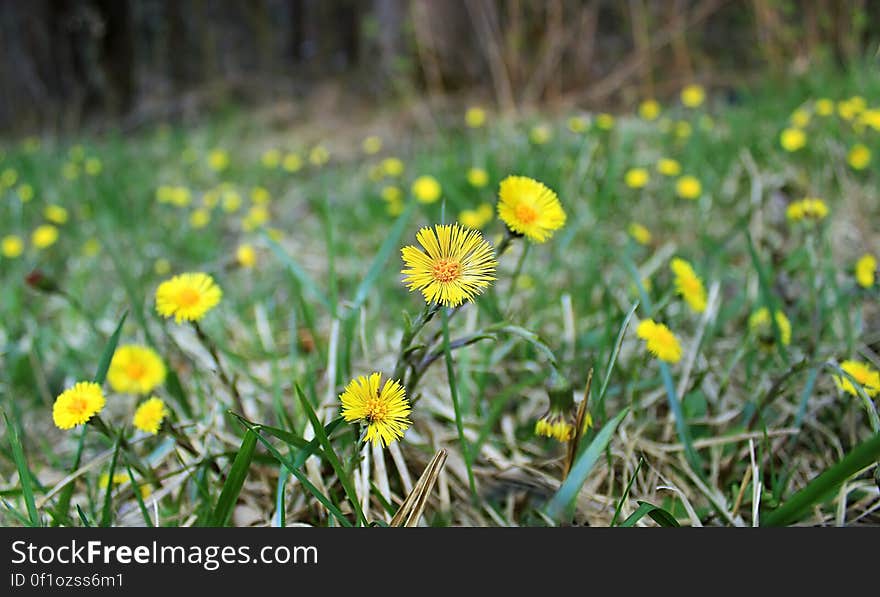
<box><xmin>659</xmin><ymin>362</ymin><xmax>703</xmax><ymax>474</ymax></box>
<box><xmin>3</xmin><ymin>411</ymin><xmax>40</xmax><ymax>526</ymax></box>
<box><xmin>295</xmin><ymin>384</ymin><xmax>367</xmax><ymax>526</ymax></box>
<box><xmin>610</xmin><ymin>456</ymin><xmax>644</xmax><ymax>527</ymax></box>
<box><xmin>762</xmin><ymin>432</ymin><xmax>880</xmax><ymax>526</ymax></box>
<box><xmin>100</xmin><ymin>431</ymin><xmax>123</xmax><ymax>527</ymax></box>
<box><xmin>745</xmin><ymin>232</ymin><xmax>790</xmax><ymax>362</ymax></box>
<box><xmin>126</xmin><ymin>463</ymin><xmax>154</xmax><ymax>528</ymax></box>
<box><xmin>210</xmin><ymin>428</ymin><xmax>258</xmax><ymax>527</ymax></box>
<box><xmin>52</xmin><ymin>426</ymin><xmax>88</xmax><ymax>526</ymax></box>
<box><xmin>93</xmin><ymin>310</ymin><xmax>128</xmax><ymax>384</ymax></box>
<box><xmin>545</xmin><ymin>406</ymin><xmax>630</xmax><ymax>523</ymax></box>
<box><xmin>274</xmin><ymin>466</ymin><xmax>289</xmax><ymax>528</ymax></box>
<box><xmin>619</xmin><ymin>500</ymin><xmax>681</xmax><ymax>527</ymax></box>
<box><xmin>595</xmin><ymin>301</ymin><xmax>639</xmax><ymax>415</ymax></box>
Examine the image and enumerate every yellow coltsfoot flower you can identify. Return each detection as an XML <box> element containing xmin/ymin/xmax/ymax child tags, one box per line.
<box><xmin>833</xmin><ymin>360</ymin><xmax>880</xmax><ymax>398</ymax></box>
<box><xmin>670</xmin><ymin>258</ymin><xmax>707</xmax><ymax>313</ymax></box>
<box><xmin>108</xmin><ymin>345</ymin><xmax>167</xmax><ymax>395</ymax></box>
<box><xmin>340</xmin><ymin>373</ymin><xmax>412</xmax><ymax>447</ymax></box>
<box><xmin>497</xmin><ymin>175</ymin><xmax>566</xmax><ymax>243</ymax></box>
<box><xmin>53</xmin><ymin>382</ymin><xmax>106</xmax><ymax>430</ymax></box>
<box><xmin>636</xmin><ymin>319</ymin><xmax>682</xmax><ymax>364</ymax></box>
<box><xmin>133</xmin><ymin>397</ymin><xmax>168</xmax><ymax>435</ymax></box>
<box><xmin>855</xmin><ymin>254</ymin><xmax>876</xmax><ymax>288</ymax></box>
<box><xmin>155</xmin><ymin>272</ymin><xmax>222</xmax><ymax>323</ymax></box>
<box><xmin>748</xmin><ymin>308</ymin><xmax>792</xmax><ymax>349</ymax></box>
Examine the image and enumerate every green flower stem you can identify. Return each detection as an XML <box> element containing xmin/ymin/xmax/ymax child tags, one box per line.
<box><xmin>193</xmin><ymin>322</ymin><xmax>246</xmax><ymax>416</ymax></box>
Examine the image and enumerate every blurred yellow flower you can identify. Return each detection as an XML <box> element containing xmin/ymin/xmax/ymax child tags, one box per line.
<box><xmin>639</xmin><ymin>99</ymin><xmax>661</xmax><ymax>121</ymax></box>
<box><xmin>459</xmin><ymin>209</ymin><xmax>483</xmax><ymax>229</ymax></box>
<box><xmin>411</xmin><ymin>175</ymin><xmax>442</xmax><ymax>203</ymax></box>
<box><xmin>381</xmin><ymin>185</ymin><xmax>402</xmax><ymax>202</ymax></box>
<box><xmin>382</xmin><ymin>157</ymin><xmax>405</xmax><ymax>177</ymax></box>
<box><xmin>636</xmin><ymin>319</ymin><xmax>682</xmax><ymax>363</ymax></box>
<box><xmin>108</xmin><ymin>345</ymin><xmax>167</xmax><ymax>395</ymax></box>
<box><xmin>681</xmin><ymin>84</ymin><xmax>705</xmax><ymax>108</ymax></box>
<box><xmin>847</xmin><ymin>144</ymin><xmax>871</xmax><ymax>170</ymax></box>
<box><xmin>362</xmin><ymin>136</ymin><xmax>383</xmax><ymax>155</ymax></box>
<box><xmin>32</xmin><ymin>224</ymin><xmax>59</xmax><ymax>249</ymax></box>
<box><xmin>859</xmin><ymin>109</ymin><xmax>880</xmax><ymax>131</ymax></box>
<box><xmin>189</xmin><ymin>208</ymin><xmax>211</xmax><ymax>229</ymax></box>
<box><xmin>69</xmin><ymin>145</ymin><xmax>85</xmax><ymax>161</ymax></box>
<box><xmin>675</xmin><ymin>175</ymin><xmax>702</xmax><ymax>200</ymax></box>
<box><xmin>628</xmin><ymin>223</ymin><xmax>652</xmax><ymax>245</ymax></box>
<box><xmin>833</xmin><ymin>360</ymin><xmax>879</xmax><ymax>398</ymax></box>
<box><xmin>567</xmin><ymin>115</ymin><xmax>589</xmax><ymax>133</ymax></box>
<box><xmin>790</xmin><ymin>108</ymin><xmax>811</xmax><ymax>128</ymax></box>
<box><xmin>243</xmin><ymin>205</ymin><xmax>269</xmax><ymax>231</ymax></box>
<box><xmin>595</xmin><ymin>113</ymin><xmax>615</xmax><ymax>130</ymax></box>
<box><xmin>208</xmin><ymin>149</ymin><xmax>230</xmax><ymax>172</ymax></box>
<box><xmin>309</xmin><ymin>145</ymin><xmax>330</xmax><ymax>166</ymax></box>
<box><xmin>85</xmin><ymin>158</ymin><xmax>102</xmax><ymax>176</ymax></box>
<box><xmin>497</xmin><ymin>175</ymin><xmax>566</xmax><ymax>243</ymax></box>
<box><xmin>786</xmin><ymin>197</ymin><xmax>828</xmax><ymax>222</ymax></box>
<box><xmin>221</xmin><ymin>190</ymin><xmax>242</xmax><ymax>213</ymax></box>
<box><xmin>815</xmin><ymin>98</ymin><xmax>834</xmax><ymax>116</ymax></box>
<box><xmin>154</xmin><ymin>258</ymin><xmax>171</xmax><ymax>275</ymax></box>
<box><xmin>62</xmin><ymin>162</ymin><xmax>79</xmax><ymax>180</ymax></box>
<box><xmin>250</xmin><ymin>186</ymin><xmax>271</xmax><ymax>205</ymax></box>
<box><xmin>467</xmin><ymin>167</ymin><xmax>489</xmax><ymax>188</ymax></box>
<box><xmin>670</xmin><ymin>257</ymin><xmax>707</xmax><ymax>313</ymax></box>
<box><xmin>261</xmin><ymin>149</ymin><xmax>281</xmax><ymax>168</ymax></box>
<box><xmin>53</xmin><ymin>381</ymin><xmax>106</xmax><ymax>430</ymax></box>
<box><xmin>17</xmin><ymin>183</ymin><xmax>34</xmax><ymax>202</ymax></box>
<box><xmin>780</xmin><ymin>127</ymin><xmax>806</xmax><ymax>152</ymax></box>
<box><xmin>465</xmin><ymin>106</ymin><xmax>487</xmax><ymax>128</ymax></box>
<box><xmin>529</xmin><ymin>125</ymin><xmax>552</xmax><ymax>145</ymax></box>
<box><xmin>340</xmin><ymin>373</ymin><xmax>411</xmax><ymax>447</ymax></box>
<box><xmin>44</xmin><ymin>204</ymin><xmax>69</xmax><ymax>225</ymax></box>
<box><xmin>1</xmin><ymin>168</ymin><xmax>17</xmax><ymax>188</ymax></box>
<box><xmin>674</xmin><ymin>120</ymin><xmax>692</xmax><ymax>139</ymax></box>
<box><xmin>82</xmin><ymin>238</ymin><xmax>101</xmax><ymax>257</ymax></box>
<box><xmin>236</xmin><ymin>243</ymin><xmax>257</xmax><ymax>268</ymax></box>
<box><xmin>133</xmin><ymin>397</ymin><xmax>168</xmax><ymax>435</ymax></box>
<box><xmin>748</xmin><ymin>308</ymin><xmax>791</xmax><ymax>347</ymax></box>
<box><xmin>385</xmin><ymin>197</ymin><xmax>404</xmax><ymax>216</ymax></box>
<box><xmin>401</xmin><ymin>224</ymin><xmax>497</xmax><ymax>307</ymax></box>
<box><xmin>855</xmin><ymin>253</ymin><xmax>876</xmax><ymax>288</ymax></box>
<box><xmin>2</xmin><ymin>235</ymin><xmax>24</xmax><ymax>258</ymax></box>
<box><xmin>656</xmin><ymin>158</ymin><xmax>681</xmax><ymax>177</ymax></box>
<box><xmin>624</xmin><ymin>168</ymin><xmax>649</xmax><ymax>189</ymax></box>
<box><xmin>155</xmin><ymin>272</ymin><xmax>222</xmax><ymax>323</ymax></box>
<box><xmin>534</xmin><ymin>411</ymin><xmax>574</xmax><ymax>442</ymax></box>
<box><xmin>282</xmin><ymin>152</ymin><xmax>303</xmax><ymax>172</ymax></box>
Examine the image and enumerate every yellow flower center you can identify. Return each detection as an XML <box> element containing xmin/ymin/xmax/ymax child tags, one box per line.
<box><xmin>365</xmin><ymin>394</ymin><xmax>388</xmax><ymax>423</ymax></box>
<box><xmin>432</xmin><ymin>258</ymin><xmax>461</xmax><ymax>283</ymax></box>
<box><xmin>125</xmin><ymin>362</ymin><xmax>146</xmax><ymax>380</ymax></box>
<box><xmin>177</xmin><ymin>287</ymin><xmax>201</xmax><ymax>308</ymax></box>
<box><xmin>514</xmin><ymin>203</ymin><xmax>538</xmax><ymax>225</ymax></box>
<box><xmin>68</xmin><ymin>396</ymin><xmax>88</xmax><ymax>416</ymax></box>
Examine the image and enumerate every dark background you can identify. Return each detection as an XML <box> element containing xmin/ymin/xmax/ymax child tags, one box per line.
<box><xmin>0</xmin><ymin>0</ymin><xmax>875</xmax><ymax>134</ymax></box>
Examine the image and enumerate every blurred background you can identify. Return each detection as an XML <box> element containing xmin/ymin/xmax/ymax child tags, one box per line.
<box><xmin>1</xmin><ymin>0</ymin><xmax>876</xmax><ymax>135</ymax></box>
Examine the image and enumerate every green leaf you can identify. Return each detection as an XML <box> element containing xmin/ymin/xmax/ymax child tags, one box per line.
<box><xmin>3</xmin><ymin>411</ymin><xmax>39</xmax><ymax>526</ymax></box>
<box><xmin>620</xmin><ymin>501</ymin><xmax>681</xmax><ymax>527</ymax></box>
<box><xmin>762</xmin><ymin>432</ymin><xmax>880</xmax><ymax>526</ymax></box>
<box><xmin>545</xmin><ymin>407</ymin><xmax>630</xmax><ymax>522</ymax></box>
<box><xmin>100</xmin><ymin>432</ymin><xmax>123</xmax><ymax>527</ymax></box>
<box><xmin>659</xmin><ymin>362</ymin><xmax>703</xmax><ymax>474</ymax></box>
<box><xmin>93</xmin><ymin>310</ymin><xmax>128</xmax><ymax>384</ymax></box>
<box><xmin>611</xmin><ymin>457</ymin><xmax>644</xmax><ymax>527</ymax></box>
<box><xmin>295</xmin><ymin>385</ymin><xmax>366</xmax><ymax>526</ymax></box>
<box><xmin>210</xmin><ymin>428</ymin><xmax>258</xmax><ymax>527</ymax></box>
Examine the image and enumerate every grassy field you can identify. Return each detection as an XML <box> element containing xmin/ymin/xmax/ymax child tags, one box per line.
<box><xmin>2</xmin><ymin>60</ymin><xmax>880</xmax><ymax>527</ymax></box>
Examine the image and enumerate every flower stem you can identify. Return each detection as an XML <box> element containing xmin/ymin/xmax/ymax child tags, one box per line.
<box><xmin>193</xmin><ymin>322</ymin><xmax>246</xmax><ymax>416</ymax></box>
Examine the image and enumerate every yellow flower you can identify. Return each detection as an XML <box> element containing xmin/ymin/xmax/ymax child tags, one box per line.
<box><xmin>99</xmin><ymin>472</ymin><xmax>132</xmax><ymax>490</ymax></box>
<box><xmin>69</xmin><ymin>145</ymin><xmax>85</xmax><ymax>161</ymax></box>
<box><xmin>467</xmin><ymin>167</ymin><xmax>489</xmax><ymax>188</ymax></box>
<box><xmin>170</xmin><ymin>186</ymin><xmax>191</xmax><ymax>207</ymax></box>
<box><xmin>1</xmin><ymin>168</ymin><xmax>18</xmax><ymax>187</ymax></box>
<box><xmin>859</xmin><ymin>109</ymin><xmax>880</xmax><ymax>131</ymax></box>
<box><xmin>22</xmin><ymin>136</ymin><xmax>40</xmax><ymax>153</ymax></box>
<box><xmin>309</xmin><ymin>145</ymin><xmax>330</xmax><ymax>166</ymax></box>
<box><xmin>833</xmin><ymin>360</ymin><xmax>880</xmax><ymax>398</ymax></box>
<box><xmin>340</xmin><ymin>373</ymin><xmax>412</xmax><ymax>447</ymax></box>
<box><xmin>133</xmin><ymin>397</ymin><xmax>168</xmax><ymax>435</ymax></box>
<box><xmin>261</xmin><ymin>149</ymin><xmax>281</xmax><ymax>168</ymax></box>
<box><xmin>381</xmin><ymin>185</ymin><xmax>402</xmax><ymax>203</ymax></box>
<box><xmin>748</xmin><ymin>307</ymin><xmax>792</xmax><ymax>348</ymax></box>
<box><xmin>155</xmin><ymin>272</ymin><xmax>222</xmax><ymax>323</ymax></box>
<box><xmin>236</xmin><ymin>243</ymin><xmax>257</xmax><ymax>268</ymax></box>
<box><xmin>53</xmin><ymin>382</ymin><xmax>106</xmax><ymax>430</ymax></box>
<box><xmin>208</xmin><ymin>149</ymin><xmax>230</xmax><ymax>172</ymax></box>
<box><xmin>656</xmin><ymin>158</ymin><xmax>681</xmax><ymax>177</ymax></box>
<box><xmin>534</xmin><ymin>411</ymin><xmax>575</xmax><ymax>442</ymax></box>
<box><xmin>282</xmin><ymin>152</ymin><xmax>303</xmax><ymax>172</ymax></box>
<box><xmin>639</xmin><ymin>99</ymin><xmax>661</xmax><ymax>121</ymax></box>
<box><xmin>855</xmin><ymin>253</ymin><xmax>876</xmax><ymax>288</ymax></box>
<box><xmin>189</xmin><ymin>208</ymin><xmax>210</xmax><ymax>229</ymax></box>
<box><xmin>62</xmin><ymin>162</ymin><xmax>79</xmax><ymax>180</ymax></box>
<box><xmin>108</xmin><ymin>345</ymin><xmax>167</xmax><ymax>395</ymax></box>
<box><xmin>567</xmin><ymin>115</ymin><xmax>589</xmax><ymax>133</ymax></box>
<box><xmin>838</xmin><ymin>100</ymin><xmax>857</xmax><ymax>121</ymax></box>
<box><xmin>82</xmin><ymin>238</ymin><xmax>101</xmax><ymax>257</ymax></box>
<box><xmin>681</xmin><ymin>84</ymin><xmax>705</xmax><ymax>108</ymax></box>
<box><xmin>675</xmin><ymin>175</ymin><xmax>702</xmax><ymax>200</ymax></box>
<box><xmin>529</xmin><ymin>125</ymin><xmax>552</xmax><ymax>145</ymax></box>
<box><xmin>628</xmin><ymin>223</ymin><xmax>652</xmax><ymax>245</ymax></box>
<box><xmin>624</xmin><ymin>168</ymin><xmax>649</xmax><ymax>189</ymax></box>
<box><xmin>780</xmin><ymin>127</ymin><xmax>806</xmax><ymax>152</ymax></box>
<box><xmin>44</xmin><ymin>204</ymin><xmax>69</xmax><ymax>225</ymax></box>
<box><xmin>790</xmin><ymin>108</ymin><xmax>811</xmax><ymax>128</ymax></box>
<box><xmin>2</xmin><ymin>235</ymin><xmax>24</xmax><ymax>258</ymax></box>
<box><xmin>385</xmin><ymin>198</ymin><xmax>404</xmax><ymax>216</ymax></box>
<box><xmin>815</xmin><ymin>98</ymin><xmax>834</xmax><ymax>116</ymax></box>
<box><xmin>497</xmin><ymin>175</ymin><xmax>566</xmax><ymax>243</ymax></box>
<box><xmin>32</xmin><ymin>225</ymin><xmax>59</xmax><ymax>249</ymax></box>
<box><xmin>595</xmin><ymin>113</ymin><xmax>615</xmax><ymax>130</ymax></box>
<box><xmin>250</xmin><ymin>186</ymin><xmax>271</xmax><ymax>205</ymax></box>
<box><xmin>401</xmin><ymin>223</ymin><xmax>497</xmax><ymax>307</ymax></box>
<box><xmin>847</xmin><ymin>144</ymin><xmax>871</xmax><ymax>170</ymax></box>
<box><xmin>786</xmin><ymin>197</ymin><xmax>828</xmax><ymax>222</ymax></box>
<box><xmin>674</xmin><ymin>121</ymin><xmax>692</xmax><ymax>139</ymax></box>
<box><xmin>362</xmin><ymin>136</ymin><xmax>382</xmax><ymax>155</ymax></box>
<box><xmin>17</xmin><ymin>184</ymin><xmax>34</xmax><ymax>202</ymax></box>
<box><xmin>636</xmin><ymin>319</ymin><xmax>682</xmax><ymax>363</ymax></box>
<box><xmin>154</xmin><ymin>258</ymin><xmax>171</xmax><ymax>276</ymax></box>
<box><xmin>465</xmin><ymin>106</ymin><xmax>487</xmax><ymax>128</ymax></box>
<box><xmin>459</xmin><ymin>210</ymin><xmax>482</xmax><ymax>229</ymax></box>
<box><xmin>411</xmin><ymin>175</ymin><xmax>442</xmax><ymax>203</ymax></box>
<box><xmin>221</xmin><ymin>190</ymin><xmax>242</xmax><ymax>213</ymax></box>
<box><xmin>670</xmin><ymin>257</ymin><xmax>707</xmax><ymax>313</ymax></box>
<box><xmin>242</xmin><ymin>205</ymin><xmax>269</xmax><ymax>231</ymax></box>
<box><xmin>477</xmin><ymin>202</ymin><xmax>493</xmax><ymax>222</ymax></box>
<box><xmin>382</xmin><ymin>157</ymin><xmax>405</xmax><ymax>177</ymax></box>
<box><xmin>85</xmin><ymin>158</ymin><xmax>102</xmax><ymax>176</ymax></box>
